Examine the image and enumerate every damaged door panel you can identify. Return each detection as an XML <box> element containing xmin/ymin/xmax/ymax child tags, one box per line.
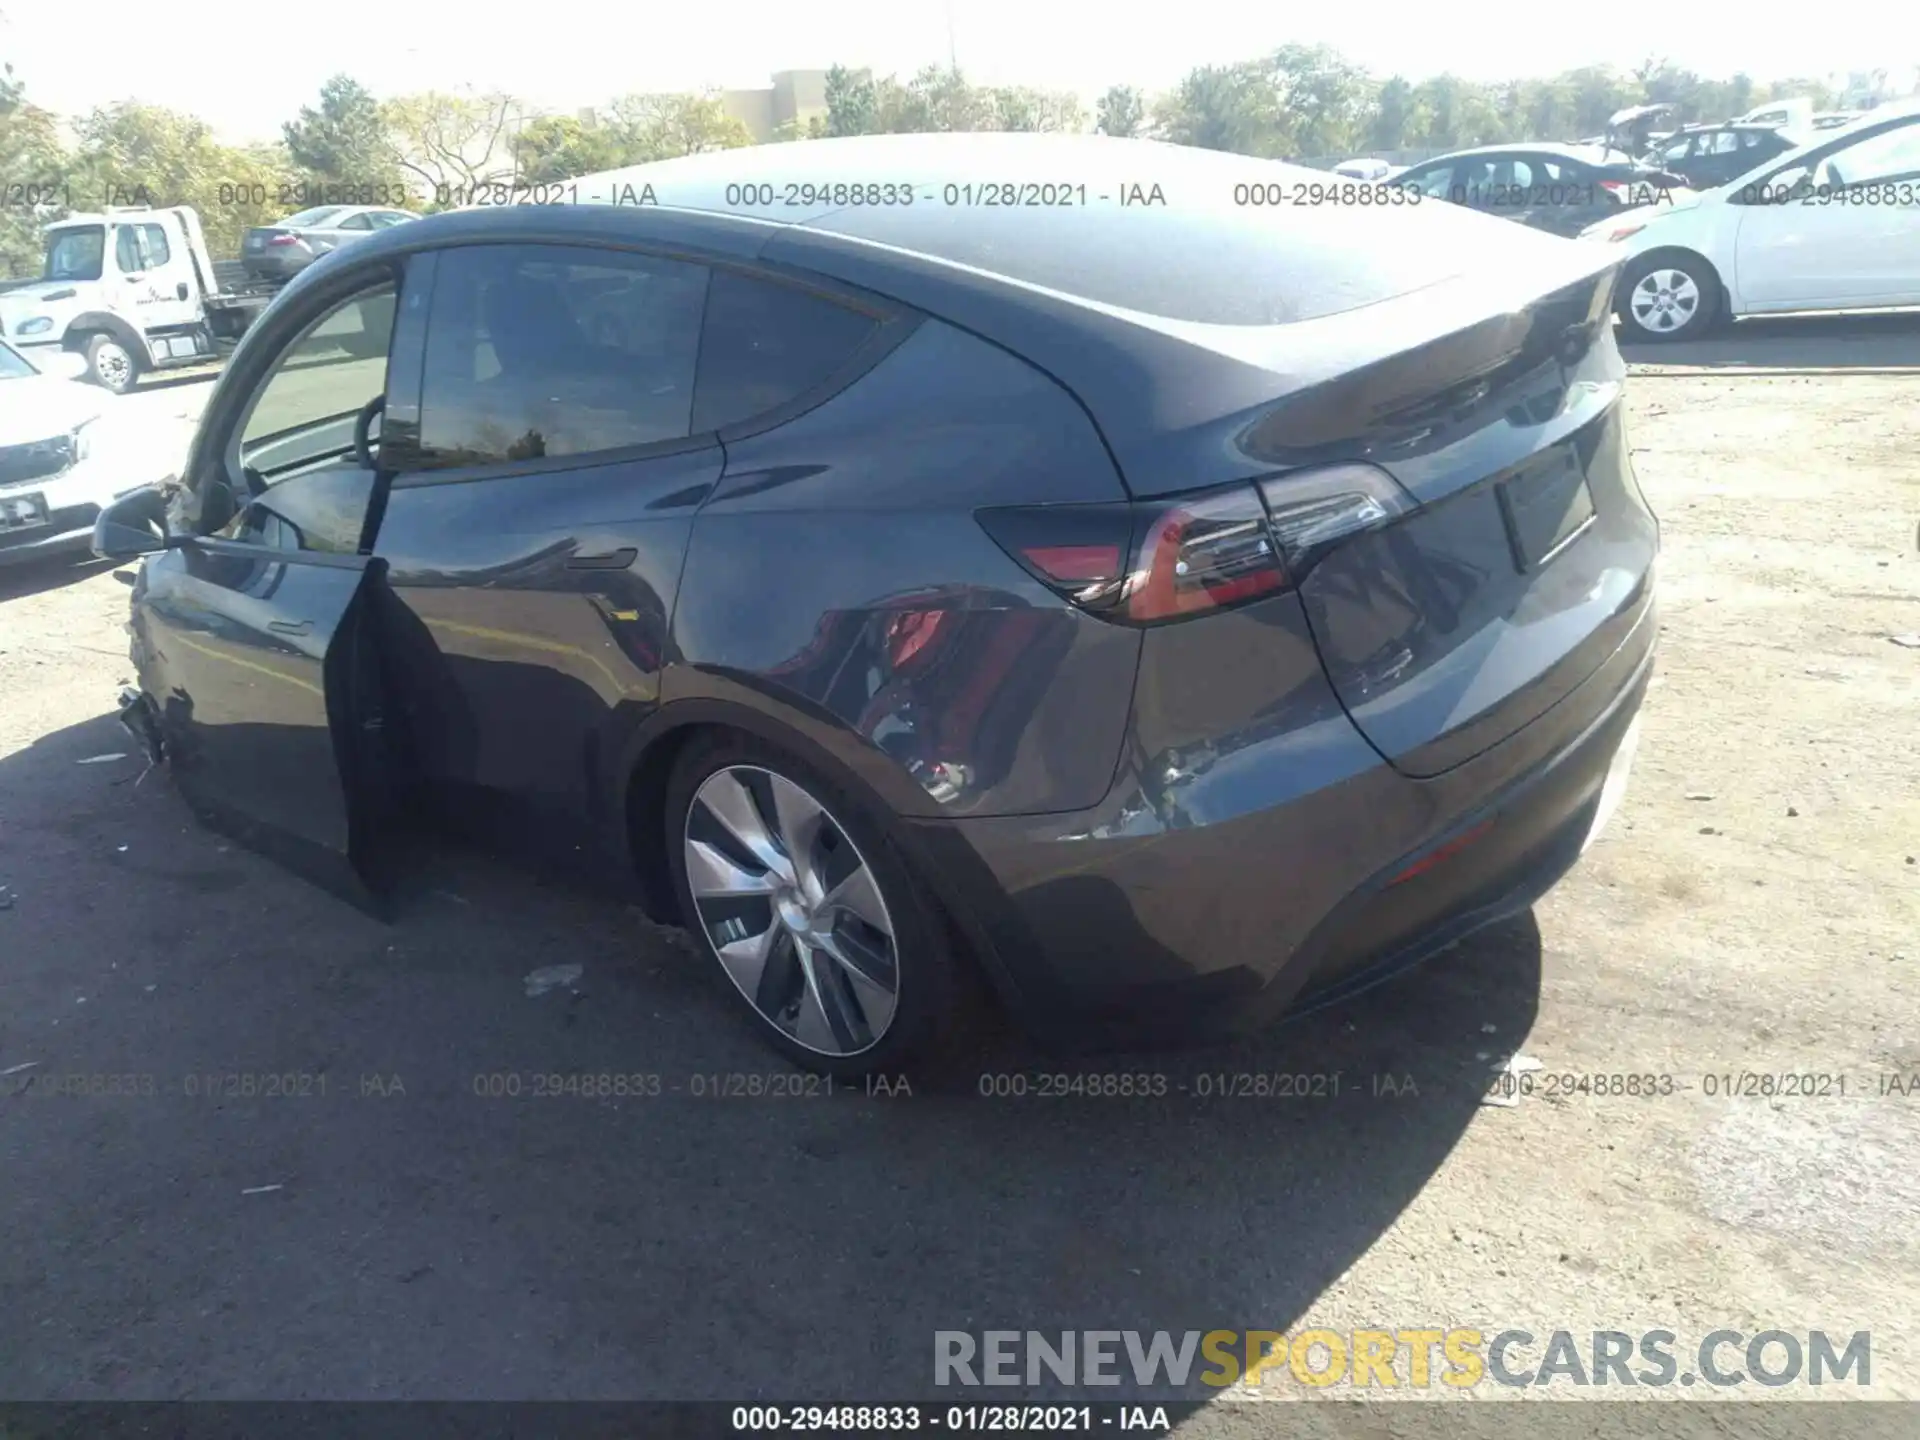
<box><xmin>131</xmin><ymin>537</ymin><xmax>398</xmax><ymax>910</ymax></box>
<box><xmin>120</xmin><ymin>267</ymin><xmax>417</xmax><ymax>911</ymax></box>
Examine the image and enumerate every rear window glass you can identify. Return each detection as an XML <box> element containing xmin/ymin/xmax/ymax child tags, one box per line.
<box><xmin>812</xmin><ymin>164</ymin><xmax>1536</xmax><ymax>327</ymax></box>
<box><xmin>692</xmin><ymin>270</ymin><xmax>880</xmax><ymax>432</ymax></box>
<box><xmin>279</xmin><ymin>207</ymin><xmax>344</xmax><ymax>228</ymax></box>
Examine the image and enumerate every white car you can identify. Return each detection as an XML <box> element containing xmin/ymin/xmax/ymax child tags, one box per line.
<box><xmin>0</xmin><ymin>340</ymin><xmax>185</xmax><ymax>566</ymax></box>
<box><xmin>1332</xmin><ymin>158</ymin><xmax>1395</xmax><ymax>181</ymax></box>
<box><xmin>1580</xmin><ymin>100</ymin><xmax>1920</xmax><ymax>342</ymax></box>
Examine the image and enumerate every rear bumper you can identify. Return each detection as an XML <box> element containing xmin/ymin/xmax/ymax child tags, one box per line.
<box><xmin>912</xmin><ymin>595</ymin><xmax>1656</xmax><ymax>1049</ymax></box>
<box><xmin>243</xmin><ymin>255</ymin><xmax>311</xmax><ymax>281</ymax></box>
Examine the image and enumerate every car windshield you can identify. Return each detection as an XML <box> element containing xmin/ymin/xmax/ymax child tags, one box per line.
<box><xmin>278</xmin><ymin>207</ymin><xmax>344</xmax><ymax>228</ymax></box>
<box><xmin>0</xmin><ymin>342</ymin><xmax>37</xmax><ymax>380</ymax></box>
<box><xmin>44</xmin><ymin>226</ymin><xmax>105</xmax><ymax>281</ymax></box>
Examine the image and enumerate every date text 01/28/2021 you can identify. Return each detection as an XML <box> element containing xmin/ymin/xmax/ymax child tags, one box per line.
<box><xmin>729</xmin><ymin>1405</ymin><xmax>1173</xmax><ymax>1433</ymax></box>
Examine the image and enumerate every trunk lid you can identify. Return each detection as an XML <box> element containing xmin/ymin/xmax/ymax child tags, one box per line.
<box><xmin>1254</xmin><ymin>266</ymin><xmax>1658</xmax><ymax>777</ymax></box>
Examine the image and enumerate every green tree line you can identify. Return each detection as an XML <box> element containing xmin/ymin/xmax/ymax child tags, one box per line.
<box><xmin>0</xmin><ymin>49</ymin><xmax>1884</xmax><ymax>275</ymax></box>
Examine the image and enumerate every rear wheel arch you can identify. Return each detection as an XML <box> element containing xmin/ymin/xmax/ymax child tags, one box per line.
<box><xmin>618</xmin><ymin>700</ymin><xmax>1023</xmax><ymax>1025</ymax></box>
<box><xmin>620</xmin><ymin>698</ymin><xmax>942</xmax><ymax>923</ymax></box>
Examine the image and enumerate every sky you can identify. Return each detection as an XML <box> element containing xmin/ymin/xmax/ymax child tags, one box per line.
<box><xmin>4</xmin><ymin>0</ymin><xmax>1918</xmax><ymax>143</ymax></box>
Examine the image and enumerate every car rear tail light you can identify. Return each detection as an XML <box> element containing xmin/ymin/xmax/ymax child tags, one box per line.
<box><xmin>978</xmin><ymin>463</ymin><xmax>1416</xmax><ymax>627</ymax></box>
<box><xmin>1126</xmin><ymin>486</ymin><xmax>1286</xmax><ymax>622</ymax></box>
<box><xmin>1256</xmin><ymin>462</ymin><xmax>1416</xmax><ymax>579</ymax></box>
<box><xmin>267</xmin><ymin>234</ymin><xmax>304</xmax><ymax>247</ymax></box>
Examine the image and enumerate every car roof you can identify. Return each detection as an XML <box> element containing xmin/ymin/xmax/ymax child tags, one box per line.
<box><xmin>324</xmin><ymin>131</ymin><xmax>1607</xmax><ymax>491</ymax></box>
<box><xmin>1414</xmin><ymin>142</ymin><xmax>1626</xmax><ymax>164</ymax></box>
<box><xmin>284</xmin><ymin>205</ymin><xmax>411</xmax><ymax>221</ymax></box>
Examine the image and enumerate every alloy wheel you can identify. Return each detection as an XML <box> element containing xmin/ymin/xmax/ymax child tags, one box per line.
<box><xmin>682</xmin><ymin>765</ymin><xmax>900</xmax><ymax>1057</ymax></box>
<box><xmin>1627</xmin><ymin>268</ymin><xmax>1702</xmax><ymax>335</ymax></box>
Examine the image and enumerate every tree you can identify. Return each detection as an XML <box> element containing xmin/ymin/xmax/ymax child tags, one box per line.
<box><xmin>823</xmin><ymin>65</ymin><xmax>878</xmax><ymax>137</ymax></box>
<box><xmin>283</xmin><ymin>76</ymin><xmax>399</xmax><ymax>188</ymax></box>
<box><xmin>1268</xmin><ymin>44</ymin><xmax>1372</xmax><ymax>158</ymax></box>
<box><xmin>67</xmin><ymin>102</ymin><xmax>294</xmax><ymax>256</ymax></box>
<box><xmin>1095</xmin><ymin>85</ymin><xmax>1146</xmax><ymax>137</ymax></box>
<box><xmin>512</xmin><ymin>114</ymin><xmax>630</xmax><ymax>182</ymax></box>
<box><xmin>383</xmin><ymin>91</ymin><xmax>519</xmax><ymax>205</ymax></box>
<box><xmin>0</xmin><ymin>62</ymin><xmax>66</xmax><ymax>278</ymax></box>
<box><xmin>1153</xmin><ymin>61</ymin><xmax>1284</xmax><ymax>155</ymax></box>
<box><xmin>1365</xmin><ymin>76</ymin><xmax>1415</xmax><ymax>151</ymax></box>
<box><xmin>985</xmin><ymin>85</ymin><xmax>1085</xmax><ymax>133</ymax></box>
<box><xmin>770</xmin><ymin>115</ymin><xmax>829</xmax><ymax>143</ymax></box>
<box><xmin>604</xmin><ymin>93</ymin><xmax>753</xmax><ymax>159</ymax></box>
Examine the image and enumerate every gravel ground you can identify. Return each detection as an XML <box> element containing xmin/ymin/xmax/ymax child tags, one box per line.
<box><xmin>0</xmin><ymin>317</ymin><xmax>1916</xmax><ymax>1425</ymax></box>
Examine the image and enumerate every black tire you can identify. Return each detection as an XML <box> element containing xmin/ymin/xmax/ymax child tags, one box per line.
<box><xmin>664</xmin><ymin>731</ymin><xmax>985</xmax><ymax>1082</ymax></box>
<box><xmin>83</xmin><ymin>333</ymin><xmax>140</xmax><ymax>394</ymax></box>
<box><xmin>1615</xmin><ymin>251</ymin><xmax>1723</xmax><ymax>344</ymax></box>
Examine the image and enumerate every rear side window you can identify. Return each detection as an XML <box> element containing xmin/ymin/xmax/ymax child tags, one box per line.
<box><xmin>692</xmin><ymin>269</ymin><xmax>881</xmax><ymax>432</ymax></box>
<box><xmin>416</xmin><ymin>244</ymin><xmax>710</xmax><ymax>469</ymax></box>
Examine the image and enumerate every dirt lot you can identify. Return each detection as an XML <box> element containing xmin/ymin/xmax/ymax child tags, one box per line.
<box><xmin>1</xmin><ymin>316</ymin><xmax>1916</xmax><ymax>1421</ymax></box>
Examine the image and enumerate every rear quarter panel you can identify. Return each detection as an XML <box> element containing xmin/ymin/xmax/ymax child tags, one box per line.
<box><xmin>669</xmin><ymin>317</ymin><xmax>1140</xmax><ymax>818</ymax></box>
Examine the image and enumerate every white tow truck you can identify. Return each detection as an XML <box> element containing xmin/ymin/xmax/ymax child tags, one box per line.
<box><xmin>0</xmin><ymin>206</ymin><xmax>288</xmax><ymax>393</ymax></box>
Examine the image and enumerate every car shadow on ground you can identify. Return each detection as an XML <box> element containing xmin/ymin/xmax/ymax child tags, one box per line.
<box><xmin>0</xmin><ymin>709</ymin><xmax>1543</xmax><ymax>1402</ymax></box>
<box><xmin>1620</xmin><ymin>308</ymin><xmax>1920</xmax><ymax>372</ymax></box>
<box><xmin>0</xmin><ymin>554</ymin><xmax>122</xmax><ymax>601</ymax></box>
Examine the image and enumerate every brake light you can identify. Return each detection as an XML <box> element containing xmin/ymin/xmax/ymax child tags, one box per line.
<box><xmin>1256</xmin><ymin>462</ymin><xmax>1416</xmax><ymax>578</ymax></box>
<box><xmin>267</xmin><ymin>235</ymin><xmax>304</xmax><ymax>247</ymax></box>
<box><xmin>1125</xmin><ymin>487</ymin><xmax>1285</xmax><ymax>622</ymax></box>
<box><xmin>978</xmin><ymin>464</ymin><xmax>1417</xmax><ymax>626</ymax></box>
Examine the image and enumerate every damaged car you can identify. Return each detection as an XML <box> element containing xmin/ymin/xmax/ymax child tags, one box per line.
<box><xmin>98</xmin><ymin>132</ymin><xmax>1658</xmax><ymax>1077</ymax></box>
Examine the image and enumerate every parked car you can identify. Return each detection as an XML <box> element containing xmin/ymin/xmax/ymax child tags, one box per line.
<box><xmin>1393</xmin><ymin>143</ymin><xmax>1691</xmax><ymax>236</ymax></box>
<box><xmin>1581</xmin><ymin>100</ymin><xmax>1920</xmax><ymax>341</ymax></box>
<box><xmin>1332</xmin><ymin>157</ymin><xmax>1394</xmax><ymax>180</ymax></box>
<box><xmin>1648</xmin><ymin>123</ymin><xmax>1809</xmax><ymax>190</ymax></box>
<box><xmin>95</xmin><ymin>133</ymin><xmax>1657</xmax><ymax>1077</ymax></box>
<box><xmin>241</xmin><ymin>205</ymin><xmax>418</xmax><ymax>281</ymax></box>
<box><xmin>1811</xmin><ymin>111</ymin><xmax>1861</xmax><ymax>131</ymax></box>
<box><xmin>1605</xmin><ymin>104</ymin><xmax>1681</xmax><ymax>157</ymax></box>
<box><xmin>0</xmin><ymin>339</ymin><xmax>187</xmax><ymax>566</ymax></box>
<box><xmin>1733</xmin><ymin>98</ymin><xmax>1815</xmax><ymax>130</ymax></box>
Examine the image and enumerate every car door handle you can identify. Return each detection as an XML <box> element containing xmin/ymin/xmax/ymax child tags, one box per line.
<box><xmin>268</xmin><ymin>619</ymin><xmax>313</xmax><ymax>636</ymax></box>
<box><xmin>567</xmin><ymin>548</ymin><xmax>637</xmax><ymax>570</ymax></box>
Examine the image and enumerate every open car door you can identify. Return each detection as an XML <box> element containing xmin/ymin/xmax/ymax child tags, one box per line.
<box><xmin>125</xmin><ymin>270</ymin><xmax>419</xmax><ymax>912</ymax></box>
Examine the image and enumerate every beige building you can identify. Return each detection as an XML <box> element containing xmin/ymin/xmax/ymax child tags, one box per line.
<box><xmin>721</xmin><ymin>71</ymin><xmax>831</xmax><ymax>142</ymax></box>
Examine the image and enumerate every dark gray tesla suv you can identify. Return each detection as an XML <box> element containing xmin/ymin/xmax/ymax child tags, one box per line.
<box><xmin>95</xmin><ymin>133</ymin><xmax>1658</xmax><ymax>1078</ymax></box>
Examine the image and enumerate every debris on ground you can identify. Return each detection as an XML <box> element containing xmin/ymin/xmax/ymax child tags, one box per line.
<box><xmin>1481</xmin><ymin>1052</ymin><xmax>1544</xmax><ymax>1109</ymax></box>
<box><xmin>1891</xmin><ymin>634</ymin><xmax>1920</xmax><ymax>649</ymax></box>
<box><xmin>77</xmin><ymin>753</ymin><xmax>127</xmax><ymax>765</ymax></box>
<box><xmin>240</xmin><ymin>1185</ymin><xmax>284</xmax><ymax>1196</ymax></box>
<box><xmin>524</xmin><ymin>964</ymin><xmax>584</xmax><ymax>998</ymax></box>
<box><xmin>0</xmin><ymin>885</ymin><xmax>12</xmax><ymax>910</ymax></box>
<box><xmin>1684</xmin><ymin>792</ymin><xmax>1714</xmax><ymax>801</ymax></box>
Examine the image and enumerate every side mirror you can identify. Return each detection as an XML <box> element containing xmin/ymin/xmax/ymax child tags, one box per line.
<box><xmin>92</xmin><ymin>486</ymin><xmax>177</xmax><ymax>561</ymax></box>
